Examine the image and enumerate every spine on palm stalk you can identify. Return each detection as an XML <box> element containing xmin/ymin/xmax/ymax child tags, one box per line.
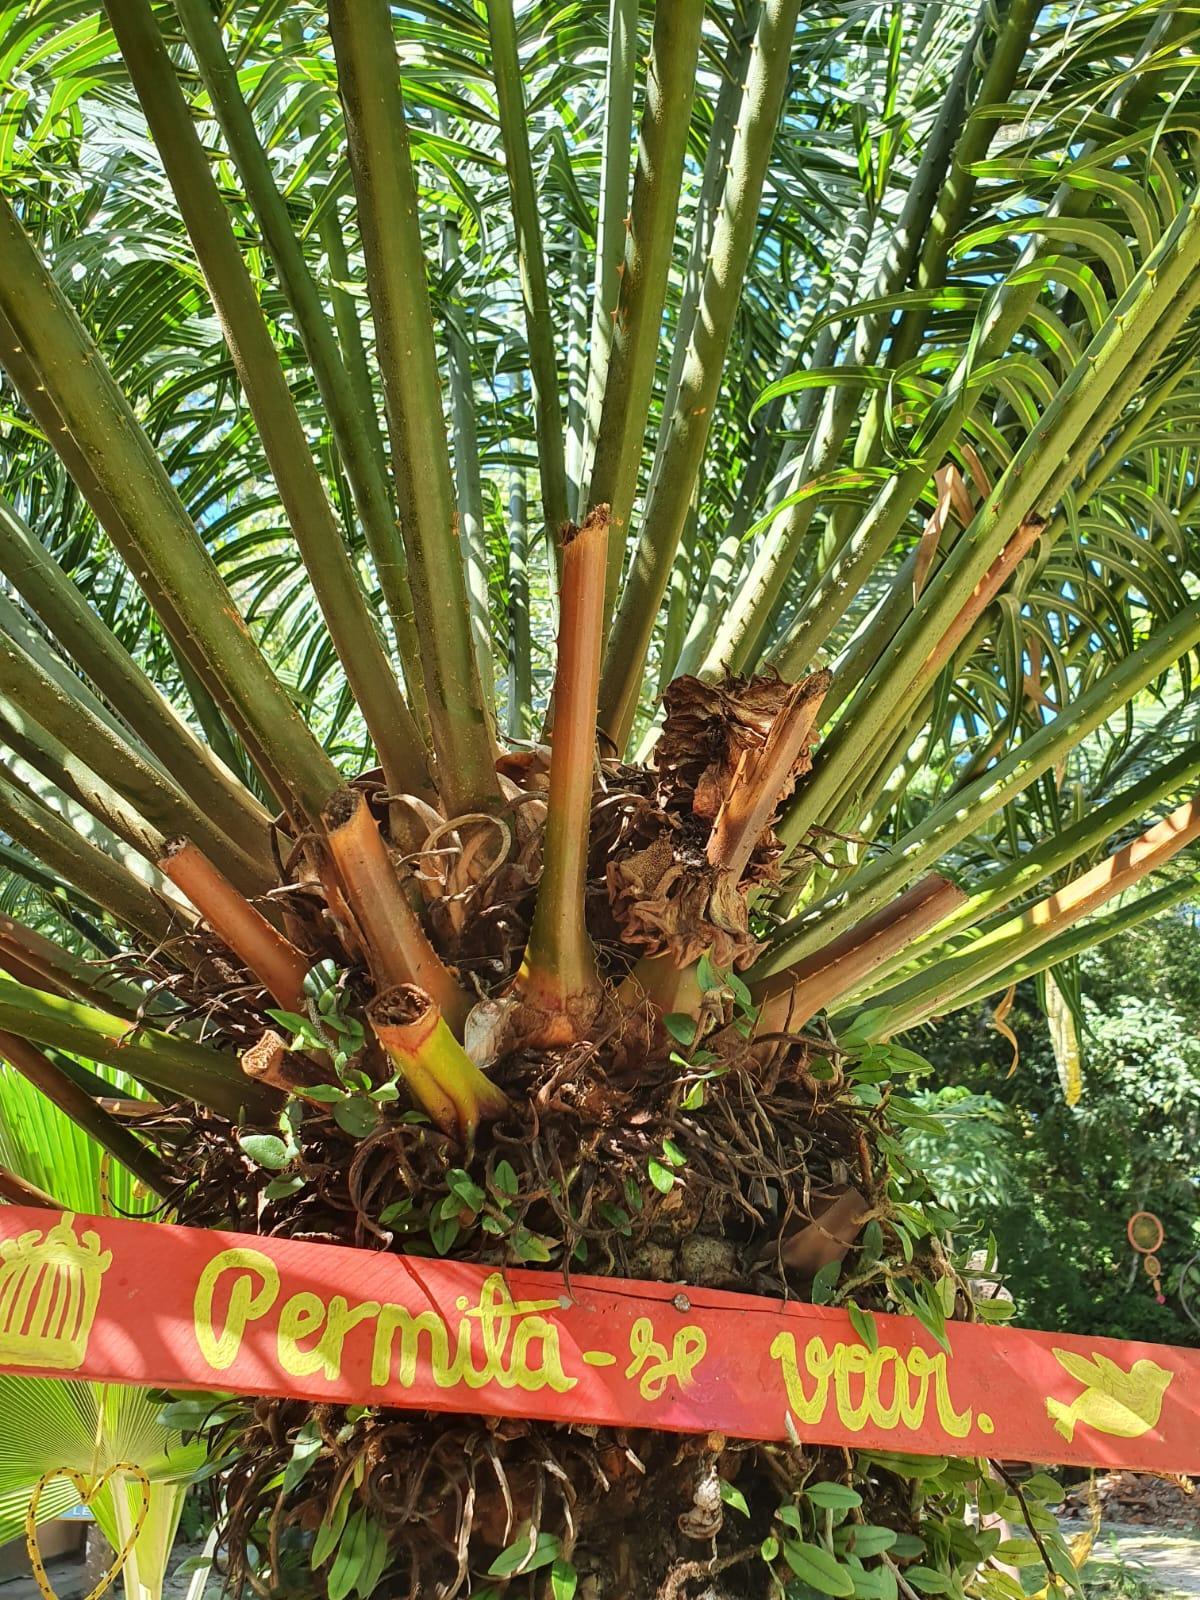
<box><xmin>1</xmin><ymin>1</ymin><xmax>1200</xmax><ymax>1596</ymax></box>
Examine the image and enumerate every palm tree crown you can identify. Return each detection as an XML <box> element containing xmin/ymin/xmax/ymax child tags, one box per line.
<box><xmin>0</xmin><ymin>2</ymin><xmax>1198</xmax><ymax>1595</ymax></box>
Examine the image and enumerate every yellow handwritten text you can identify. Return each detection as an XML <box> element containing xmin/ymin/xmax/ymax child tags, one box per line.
<box><xmin>769</xmin><ymin>1332</ymin><xmax>974</xmax><ymax>1438</ymax></box>
<box><xmin>194</xmin><ymin>1248</ymin><xmax>279</xmax><ymax>1371</ymax></box>
<box><xmin>193</xmin><ymin>1250</ymin><xmax>576</xmax><ymax>1396</ymax></box>
<box><xmin>625</xmin><ymin>1317</ymin><xmax>707</xmax><ymax>1400</ymax></box>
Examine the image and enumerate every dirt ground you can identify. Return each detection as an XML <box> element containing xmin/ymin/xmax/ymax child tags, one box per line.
<box><xmin>1064</xmin><ymin>1520</ymin><xmax>1200</xmax><ymax>1597</ymax></box>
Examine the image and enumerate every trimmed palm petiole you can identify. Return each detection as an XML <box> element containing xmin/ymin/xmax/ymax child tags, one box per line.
<box><xmin>159</xmin><ymin>840</ymin><xmax>311</xmax><ymax>1013</ymax></box>
<box><xmin>322</xmin><ymin>789</ymin><xmax>472</xmax><ymax>1036</ymax></box>
<box><xmin>751</xmin><ymin>874</ymin><xmax>967</xmax><ymax>1035</ymax></box>
<box><xmin>512</xmin><ymin>507</ymin><xmax>610</xmax><ymax>1040</ymax></box>
<box><xmin>368</xmin><ymin>985</ymin><xmax>508</xmax><ymax>1144</ymax></box>
<box><xmin>871</xmin><ymin>795</ymin><xmax>1200</xmax><ymax>1036</ymax></box>
<box><xmin>241</xmin><ymin>1030</ymin><xmax>325</xmax><ymax>1101</ymax></box>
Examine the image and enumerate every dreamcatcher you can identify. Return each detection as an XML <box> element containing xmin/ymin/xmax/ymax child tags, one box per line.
<box><xmin>1127</xmin><ymin>1211</ymin><xmax>1166</xmax><ymax>1304</ymax></box>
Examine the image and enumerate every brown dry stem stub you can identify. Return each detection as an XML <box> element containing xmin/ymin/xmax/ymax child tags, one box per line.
<box><xmin>603</xmin><ymin>671</ymin><xmax>829</xmax><ymax>971</ymax></box>
<box><xmin>320</xmin><ymin>785</ymin><xmax>359</xmax><ymax>834</ymax></box>
<box><xmin>561</xmin><ymin>501</ymin><xmax>612</xmax><ymax>548</ymax></box>
<box><xmin>176</xmin><ymin>1032</ymin><xmax>955</xmax><ymax>1597</ymax></box>
<box><xmin>367</xmin><ymin>981</ymin><xmax>434</xmax><ymax>1035</ymax></box>
<box><xmin>240</xmin><ymin>1030</ymin><xmax>321</xmax><ymax>1099</ymax></box>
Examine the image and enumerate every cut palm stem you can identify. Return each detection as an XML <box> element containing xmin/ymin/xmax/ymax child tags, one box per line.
<box><xmin>514</xmin><ymin>508</ymin><xmax>609</xmax><ymax>1036</ymax></box>
<box><xmin>322</xmin><ymin>789</ymin><xmax>471</xmax><ymax>1034</ymax></box>
<box><xmin>368</xmin><ymin>985</ymin><xmax>508</xmax><ymax>1144</ymax></box>
<box><xmin>0</xmin><ymin>1031</ymin><xmax>169</xmax><ymax>1196</ymax></box>
<box><xmin>159</xmin><ymin>841</ymin><xmax>311</xmax><ymax>1013</ymax></box>
<box><xmin>242</xmin><ymin>1030</ymin><xmax>322</xmax><ymax>1101</ymax></box>
<box><xmin>752</xmin><ymin>875</ymin><xmax>966</xmax><ymax>1034</ymax></box>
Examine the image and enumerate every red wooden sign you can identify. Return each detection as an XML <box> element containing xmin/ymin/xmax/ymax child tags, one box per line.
<box><xmin>1</xmin><ymin>1207</ymin><xmax>1197</xmax><ymax>1472</ymax></box>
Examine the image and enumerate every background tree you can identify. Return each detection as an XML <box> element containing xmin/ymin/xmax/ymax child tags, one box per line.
<box><xmin>0</xmin><ymin>1</ymin><xmax>1199</xmax><ymax>1595</ymax></box>
<box><xmin>911</xmin><ymin>903</ymin><xmax>1200</xmax><ymax>1350</ymax></box>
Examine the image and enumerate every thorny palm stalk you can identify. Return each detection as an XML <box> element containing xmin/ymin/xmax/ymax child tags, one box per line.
<box><xmin>2</xmin><ymin>1</ymin><xmax>1200</xmax><ymax>1596</ymax></box>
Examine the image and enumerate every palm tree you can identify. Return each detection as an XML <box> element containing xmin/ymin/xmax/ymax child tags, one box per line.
<box><xmin>0</xmin><ymin>0</ymin><xmax>1198</xmax><ymax>1593</ymax></box>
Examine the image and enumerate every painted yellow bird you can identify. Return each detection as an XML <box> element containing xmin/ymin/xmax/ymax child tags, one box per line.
<box><xmin>1045</xmin><ymin>1349</ymin><xmax>1175</xmax><ymax>1442</ymax></box>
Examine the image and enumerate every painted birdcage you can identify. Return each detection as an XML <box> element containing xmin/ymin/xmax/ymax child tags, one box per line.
<box><xmin>0</xmin><ymin>1214</ymin><xmax>111</xmax><ymax>1371</ymax></box>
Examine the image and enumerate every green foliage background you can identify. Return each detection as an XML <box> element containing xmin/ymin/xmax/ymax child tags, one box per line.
<box><xmin>912</xmin><ymin>908</ymin><xmax>1200</xmax><ymax>1348</ymax></box>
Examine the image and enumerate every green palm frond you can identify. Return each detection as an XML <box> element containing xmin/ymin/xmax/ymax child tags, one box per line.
<box><xmin>0</xmin><ymin>0</ymin><xmax>1196</xmax><ymax>1148</ymax></box>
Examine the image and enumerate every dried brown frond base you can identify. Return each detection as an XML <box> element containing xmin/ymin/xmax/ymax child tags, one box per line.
<box><xmin>216</xmin><ymin>1399</ymin><xmax>879</xmax><ymax>1600</ymax></box>
<box><xmin>165</xmin><ymin>1044</ymin><xmax>951</xmax><ymax>1599</ymax></box>
<box><xmin>122</xmin><ymin>673</ymin><xmax>965</xmax><ymax>1598</ymax></box>
<box><xmin>172</xmin><ymin>1031</ymin><xmax>878</xmax><ymax>1287</ymax></box>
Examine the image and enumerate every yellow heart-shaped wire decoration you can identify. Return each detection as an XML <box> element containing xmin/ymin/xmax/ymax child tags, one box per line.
<box><xmin>25</xmin><ymin>1463</ymin><xmax>151</xmax><ymax>1600</ymax></box>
